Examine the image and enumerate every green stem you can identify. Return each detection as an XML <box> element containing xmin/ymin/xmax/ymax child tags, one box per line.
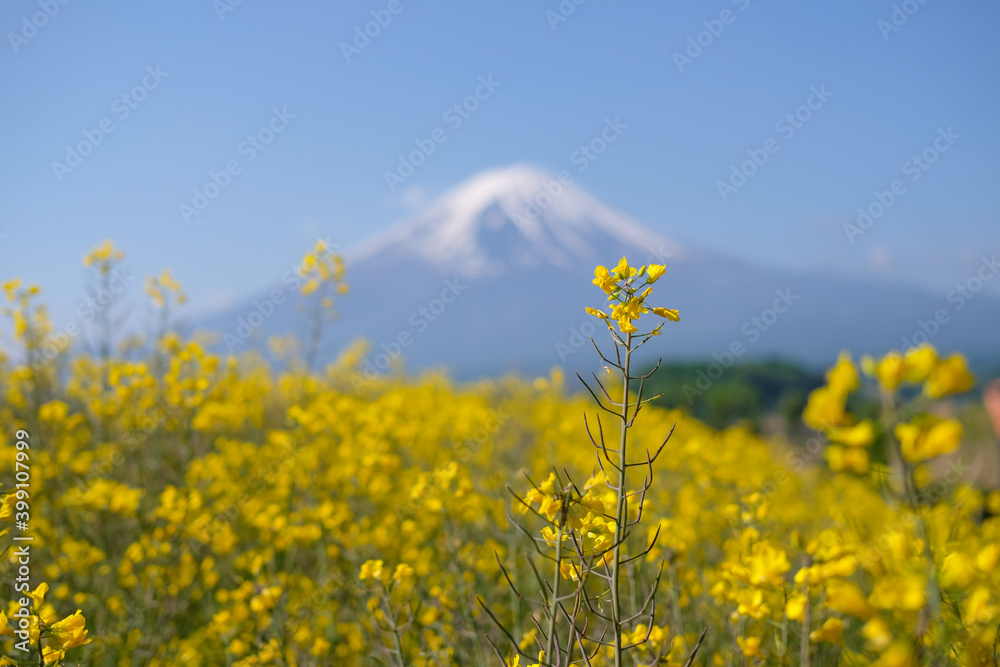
<box><xmin>100</xmin><ymin>270</ymin><xmax>111</xmax><ymax>392</ymax></box>
<box><xmin>884</xmin><ymin>391</ymin><xmax>940</xmax><ymax>648</ymax></box>
<box><xmin>611</xmin><ymin>332</ymin><xmax>632</xmax><ymax>667</ymax></box>
<box><xmin>305</xmin><ymin>282</ymin><xmax>327</xmax><ymax>373</ymax></box>
<box><xmin>98</xmin><ymin>269</ymin><xmax>113</xmax><ymax>445</ymax></box>
<box><xmin>669</xmin><ymin>564</ymin><xmax>684</xmax><ymax>636</ymax></box>
<box><xmin>507</xmin><ymin>529</ymin><xmax>522</xmax><ymax>641</ymax></box>
<box><xmin>800</xmin><ymin>582</ymin><xmax>810</xmax><ymax>667</ymax></box>
<box><xmin>545</xmin><ymin>521</ymin><xmax>564</xmax><ymax>665</ymax></box>
<box><xmin>381</xmin><ymin>583</ymin><xmax>408</xmax><ymax>667</ymax></box>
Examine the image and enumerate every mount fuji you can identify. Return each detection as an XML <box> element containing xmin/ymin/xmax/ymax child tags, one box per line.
<box><xmin>207</xmin><ymin>165</ymin><xmax>1000</xmax><ymax>379</ymax></box>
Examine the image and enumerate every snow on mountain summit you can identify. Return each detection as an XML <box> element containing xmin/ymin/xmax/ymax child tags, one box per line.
<box><xmin>350</xmin><ymin>164</ymin><xmax>683</xmax><ymax>278</ymax></box>
<box><xmin>210</xmin><ymin>165</ymin><xmax>1000</xmax><ymax>375</ymax></box>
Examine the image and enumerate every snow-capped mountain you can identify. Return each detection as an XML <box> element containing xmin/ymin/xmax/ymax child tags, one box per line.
<box><xmin>207</xmin><ymin>165</ymin><xmax>1000</xmax><ymax>379</ymax></box>
<box><xmin>348</xmin><ymin>164</ymin><xmax>684</xmax><ymax>277</ymax></box>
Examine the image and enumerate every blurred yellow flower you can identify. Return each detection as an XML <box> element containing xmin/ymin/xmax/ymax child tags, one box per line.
<box><xmin>872</xmin><ymin>642</ymin><xmax>913</xmax><ymax>667</ymax></box>
<box><xmin>902</xmin><ymin>344</ymin><xmax>937</xmax><ymax>383</ymax></box>
<box><xmin>786</xmin><ymin>595</ymin><xmax>807</xmax><ymax>621</ymax></box>
<box><xmin>894</xmin><ymin>417</ymin><xmax>962</xmax><ymax>463</ymax></box>
<box><xmin>145</xmin><ymin>269</ymin><xmax>186</xmax><ymax>308</ymax></box>
<box><xmin>870</xmin><ymin>575</ymin><xmax>926</xmax><ymax>611</ymax></box>
<box><xmin>359</xmin><ymin>559</ymin><xmax>384</xmax><ymax>582</ymax></box>
<box><xmin>827</xmin><ymin>444</ymin><xmax>869</xmax><ymax>474</ymax></box>
<box><xmin>737</xmin><ymin>635</ymin><xmax>762</xmax><ymax>657</ymax></box>
<box><xmin>923</xmin><ymin>353</ymin><xmax>974</xmax><ymax>398</ymax></box>
<box><xmin>300</xmin><ymin>278</ymin><xmax>320</xmax><ymax>296</ymax></box>
<box><xmin>803</xmin><ymin>386</ymin><xmax>847</xmax><ymax>430</ymax></box>
<box><xmin>826</xmin><ymin>351</ymin><xmax>859</xmax><ymax>394</ymax></box>
<box><xmin>824</xmin><ymin>580</ymin><xmax>872</xmax><ymax>619</ymax></box>
<box><xmin>809</xmin><ymin>617</ymin><xmax>845</xmax><ymax>644</ymax></box>
<box><xmin>873</xmin><ymin>351</ymin><xmax>906</xmax><ymax>392</ymax></box>
<box><xmin>862</xmin><ymin>616</ymin><xmax>892</xmax><ymax>649</ymax></box>
<box><xmin>82</xmin><ymin>239</ymin><xmax>124</xmax><ymax>272</ymax></box>
<box><xmin>827</xmin><ymin>420</ymin><xmax>876</xmax><ymax>447</ymax></box>
<box><xmin>2</xmin><ymin>278</ymin><xmax>21</xmax><ymax>301</ymax></box>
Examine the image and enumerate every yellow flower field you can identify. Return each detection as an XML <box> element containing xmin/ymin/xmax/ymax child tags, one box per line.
<box><xmin>1</xmin><ymin>244</ymin><xmax>998</xmax><ymax>666</ymax></box>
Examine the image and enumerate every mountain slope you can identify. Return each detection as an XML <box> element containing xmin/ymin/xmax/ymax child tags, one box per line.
<box><xmin>206</xmin><ymin>165</ymin><xmax>1000</xmax><ymax>379</ymax></box>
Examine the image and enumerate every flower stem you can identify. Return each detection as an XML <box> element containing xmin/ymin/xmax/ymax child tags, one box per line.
<box><xmin>611</xmin><ymin>332</ymin><xmax>632</xmax><ymax>667</ymax></box>
<box><xmin>545</xmin><ymin>521</ymin><xmax>564</xmax><ymax>664</ymax></box>
<box><xmin>380</xmin><ymin>583</ymin><xmax>408</xmax><ymax>667</ymax></box>
<box><xmin>305</xmin><ymin>282</ymin><xmax>327</xmax><ymax>373</ymax></box>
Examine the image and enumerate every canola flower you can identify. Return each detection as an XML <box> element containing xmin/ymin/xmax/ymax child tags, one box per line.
<box><xmin>588</xmin><ymin>258</ymin><xmax>679</xmax><ymax>335</ymax></box>
<box><xmin>0</xmin><ymin>245</ymin><xmax>996</xmax><ymax>666</ymax></box>
<box><xmin>296</xmin><ymin>238</ymin><xmax>348</xmax><ymax>371</ymax></box>
<box><xmin>144</xmin><ymin>270</ymin><xmax>186</xmax><ymax>310</ymax></box>
<box><xmin>0</xmin><ymin>581</ymin><xmax>91</xmax><ymax>665</ymax></box>
<box><xmin>81</xmin><ymin>240</ymin><xmax>124</xmax><ymax>274</ymax></box>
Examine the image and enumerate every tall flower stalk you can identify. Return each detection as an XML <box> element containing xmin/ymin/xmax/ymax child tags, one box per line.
<box><xmin>583</xmin><ymin>257</ymin><xmax>679</xmax><ymax>666</ymax></box>
<box><xmin>82</xmin><ymin>240</ymin><xmax>125</xmax><ymax>393</ymax></box>
<box><xmin>480</xmin><ymin>256</ymin><xmax>701</xmax><ymax>667</ymax></box>
<box><xmin>297</xmin><ymin>239</ymin><xmax>348</xmax><ymax>372</ymax></box>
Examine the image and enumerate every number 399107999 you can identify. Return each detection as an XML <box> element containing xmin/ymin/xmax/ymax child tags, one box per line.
<box><xmin>13</xmin><ymin>429</ymin><xmax>30</xmax><ymax>531</ymax></box>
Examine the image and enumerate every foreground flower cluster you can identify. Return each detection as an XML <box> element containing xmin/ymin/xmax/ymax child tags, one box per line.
<box><xmin>0</xmin><ymin>246</ymin><xmax>996</xmax><ymax>665</ymax></box>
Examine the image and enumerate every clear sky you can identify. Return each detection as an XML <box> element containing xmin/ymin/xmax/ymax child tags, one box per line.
<box><xmin>1</xmin><ymin>0</ymin><xmax>997</xmax><ymax>323</ymax></box>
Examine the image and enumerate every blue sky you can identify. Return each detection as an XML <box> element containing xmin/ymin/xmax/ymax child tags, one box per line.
<box><xmin>1</xmin><ymin>0</ymin><xmax>997</xmax><ymax>323</ymax></box>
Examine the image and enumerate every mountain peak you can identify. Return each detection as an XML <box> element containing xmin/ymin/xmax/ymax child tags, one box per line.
<box><xmin>445</xmin><ymin>163</ymin><xmax>559</xmax><ymax>211</ymax></box>
<box><xmin>350</xmin><ymin>164</ymin><xmax>683</xmax><ymax>278</ymax></box>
